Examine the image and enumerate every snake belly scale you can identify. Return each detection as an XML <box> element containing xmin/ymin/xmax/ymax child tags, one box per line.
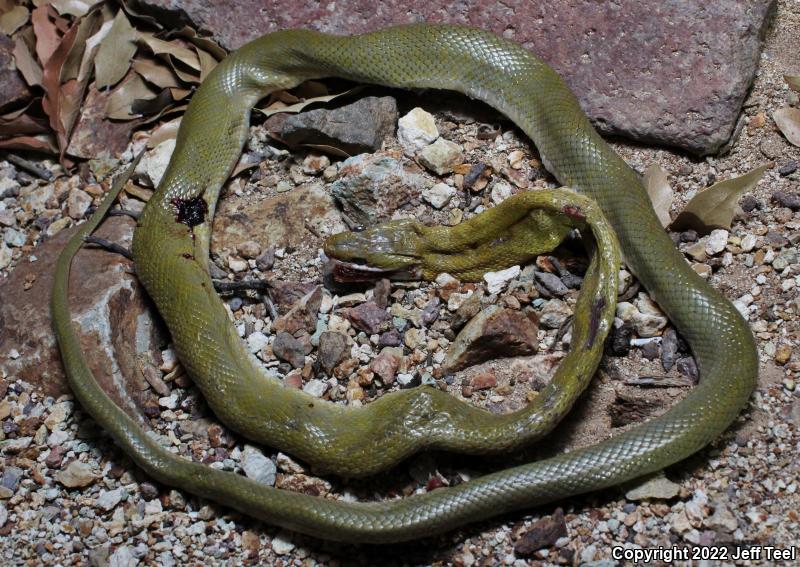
<box><xmin>51</xmin><ymin>24</ymin><xmax>757</xmax><ymax>543</ymax></box>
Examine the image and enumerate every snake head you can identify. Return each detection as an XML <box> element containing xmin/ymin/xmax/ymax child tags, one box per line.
<box><xmin>324</xmin><ymin>219</ymin><xmax>426</xmax><ymax>282</ymax></box>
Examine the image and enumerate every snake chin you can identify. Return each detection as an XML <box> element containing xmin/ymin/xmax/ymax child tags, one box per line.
<box><xmin>325</xmin><ymin>256</ymin><xmax>422</xmax><ymax>283</ymax></box>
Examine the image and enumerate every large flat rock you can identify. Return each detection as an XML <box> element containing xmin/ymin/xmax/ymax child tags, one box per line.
<box><xmin>140</xmin><ymin>0</ymin><xmax>775</xmax><ymax>154</ymax></box>
<box><xmin>0</xmin><ymin>217</ymin><xmax>164</xmax><ymax>423</ymax></box>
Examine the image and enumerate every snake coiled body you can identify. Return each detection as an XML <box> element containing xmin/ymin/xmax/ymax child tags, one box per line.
<box><xmin>52</xmin><ymin>25</ymin><xmax>757</xmax><ymax>542</ymax></box>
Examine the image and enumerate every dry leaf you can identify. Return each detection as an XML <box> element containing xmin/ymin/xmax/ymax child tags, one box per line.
<box><xmin>301</xmin><ymin>143</ymin><xmax>353</xmax><ymax>158</ymax></box>
<box><xmin>77</xmin><ymin>15</ymin><xmax>113</xmax><ymax>82</ymax></box>
<box><xmin>41</xmin><ymin>18</ymin><xmax>80</xmax><ymax>155</ymax></box>
<box><xmin>786</xmin><ymin>75</ymin><xmax>800</xmax><ymax>93</ymax></box>
<box><xmin>61</xmin><ymin>7</ymin><xmax>101</xmax><ymax>81</ymax></box>
<box><xmin>0</xmin><ymin>100</ymin><xmax>50</xmax><ymax>136</ymax></box>
<box><xmin>94</xmin><ymin>9</ymin><xmax>138</xmax><ymax>89</ymax></box>
<box><xmin>106</xmin><ymin>71</ymin><xmax>158</xmax><ymax>119</ymax></box>
<box><xmin>169</xmin><ymin>87</ymin><xmax>191</xmax><ymax>101</ymax></box>
<box><xmin>194</xmin><ymin>46</ymin><xmax>217</xmax><ymax>81</ymax></box>
<box><xmin>259</xmin><ymin>86</ymin><xmax>363</xmax><ymax>117</ymax></box>
<box><xmin>30</xmin><ymin>5</ymin><xmax>60</xmax><ymax>65</ymax></box>
<box><xmin>45</xmin><ymin>0</ymin><xmax>102</xmax><ymax>18</ymax></box>
<box><xmin>139</xmin><ymin>33</ymin><xmax>201</xmax><ymax>72</ymax></box>
<box><xmin>0</xmin><ymin>5</ymin><xmax>29</xmax><ymax>34</ymax></box>
<box><xmin>643</xmin><ymin>164</ymin><xmax>674</xmax><ymax>228</ymax></box>
<box><xmin>0</xmin><ymin>133</ymin><xmax>57</xmax><ymax>152</ymax></box>
<box><xmin>166</xmin><ymin>25</ymin><xmax>226</xmax><ymax>60</ymax></box>
<box><xmin>132</xmin><ymin>56</ymin><xmax>180</xmax><ymax>89</ymax></box>
<box><xmin>773</xmin><ymin>107</ymin><xmax>800</xmax><ymax>147</ymax></box>
<box><xmin>12</xmin><ymin>35</ymin><xmax>43</xmax><ymax>86</ymax></box>
<box><xmin>670</xmin><ymin>165</ymin><xmax>768</xmax><ymax>234</ymax></box>
<box><xmin>130</xmin><ymin>88</ymin><xmax>173</xmax><ymax>115</ymax></box>
<box><xmin>117</xmin><ymin>0</ymin><xmax>161</xmax><ymax>29</ymax></box>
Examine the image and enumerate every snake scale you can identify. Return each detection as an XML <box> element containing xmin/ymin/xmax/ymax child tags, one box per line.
<box><xmin>52</xmin><ymin>24</ymin><xmax>757</xmax><ymax>543</ymax></box>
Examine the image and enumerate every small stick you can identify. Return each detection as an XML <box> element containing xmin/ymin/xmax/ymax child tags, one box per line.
<box><xmin>83</xmin><ymin>235</ymin><xmax>133</xmax><ymax>261</ymax></box>
<box><xmin>2</xmin><ymin>152</ymin><xmax>54</xmax><ymax>181</ymax></box>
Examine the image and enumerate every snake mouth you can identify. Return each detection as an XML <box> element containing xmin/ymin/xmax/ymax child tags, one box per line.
<box><xmin>324</xmin><ymin>255</ymin><xmax>422</xmax><ymax>283</ymax></box>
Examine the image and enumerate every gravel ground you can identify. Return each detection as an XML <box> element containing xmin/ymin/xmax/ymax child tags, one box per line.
<box><xmin>1</xmin><ymin>1</ymin><xmax>799</xmax><ymax>565</ymax></box>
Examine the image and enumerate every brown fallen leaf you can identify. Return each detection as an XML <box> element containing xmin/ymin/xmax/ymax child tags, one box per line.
<box><xmin>0</xmin><ymin>100</ymin><xmax>50</xmax><ymax>136</ymax></box>
<box><xmin>12</xmin><ymin>34</ymin><xmax>43</xmax><ymax>86</ymax></box>
<box><xmin>773</xmin><ymin>107</ymin><xmax>800</xmax><ymax>147</ymax></box>
<box><xmin>301</xmin><ymin>143</ymin><xmax>353</xmax><ymax>159</ymax></box>
<box><xmin>643</xmin><ymin>163</ymin><xmax>674</xmax><ymax>228</ymax></box>
<box><xmin>30</xmin><ymin>5</ymin><xmax>60</xmax><ymax>65</ymax></box>
<box><xmin>47</xmin><ymin>0</ymin><xmax>102</xmax><ymax>18</ymax></box>
<box><xmin>130</xmin><ymin>88</ymin><xmax>173</xmax><ymax>115</ymax></box>
<box><xmin>132</xmin><ymin>56</ymin><xmax>181</xmax><ymax>89</ymax></box>
<box><xmin>194</xmin><ymin>45</ymin><xmax>217</xmax><ymax>81</ymax></box>
<box><xmin>138</xmin><ymin>32</ymin><xmax>201</xmax><ymax>72</ymax></box>
<box><xmin>259</xmin><ymin>86</ymin><xmax>363</xmax><ymax>117</ymax></box>
<box><xmin>0</xmin><ymin>133</ymin><xmax>57</xmax><ymax>152</ymax></box>
<box><xmin>61</xmin><ymin>8</ymin><xmax>102</xmax><ymax>81</ymax></box>
<box><xmin>786</xmin><ymin>75</ymin><xmax>800</xmax><ymax>93</ymax></box>
<box><xmin>166</xmin><ymin>25</ymin><xmax>226</xmax><ymax>60</ymax></box>
<box><xmin>0</xmin><ymin>5</ymin><xmax>29</xmax><ymax>35</ymax></box>
<box><xmin>94</xmin><ymin>9</ymin><xmax>138</xmax><ymax>89</ymax></box>
<box><xmin>106</xmin><ymin>71</ymin><xmax>158</xmax><ymax>120</ymax></box>
<box><xmin>41</xmin><ymin>18</ymin><xmax>81</xmax><ymax>156</ymax></box>
<box><xmin>670</xmin><ymin>164</ymin><xmax>768</xmax><ymax>233</ymax></box>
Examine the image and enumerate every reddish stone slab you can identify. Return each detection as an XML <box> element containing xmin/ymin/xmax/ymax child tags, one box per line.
<box><xmin>139</xmin><ymin>0</ymin><xmax>775</xmax><ymax>154</ymax></box>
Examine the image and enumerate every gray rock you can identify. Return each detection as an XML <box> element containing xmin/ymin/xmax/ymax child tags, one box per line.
<box><xmin>96</xmin><ymin>488</ymin><xmax>125</xmax><ymax>511</ymax></box>
<box><xmin>423</xmin><ymin>182</ymin><xmax>456</xmax><ymax>209</ymax></box>
<box><xmin>302</xmin><ymin>378</ymin><xmax>328</xmax><ymax>397</ymax></box>
<box><xmin>109</xmin><ymin>545</ymin><xmax>136</xmax><ymax>567</ymax></box>
<box><xmin>677</xmin><ymin>356</ymin><xmax>699</xmax><ymax>383</ymax></box>
<box><xmin>139</xmin><ymin>0</ymin><xmax>775</xmax><ymax>154</ymax></box>
<box><xmin>266</xmin><ymin>96</ymin><xmax>398</xmax><ymax>155</ymax></box>
<box><xmin>397</xmin><ymin>107</ymin><xmax>439</xmax><ymax>153</ymax></box>
<box><xmin>0</xmin><ymin>177</ymin><xmax>20</xmax><ymax>199</ymax></box>
<box><xmin>318</xmin><ymin>331</ymin><xmax>349</xmax><ymax>374</ymax></box>
<box><xmin>245</xmin><ymin>331</ymin><xmax>269</xmax><ymax>355</ymax></box>
<box><xmin>625</xmin><ymin>473</ymin><xmax>680</xmax><ymax>501</ymax></box>
<box><xmin>771</xmin><ymin>190</ymin><xmax>800</xmax><ymax>211</ymax></box>
<box><xmin>330</xmin><ymin>153</ymin><xmax>427</xmax><ymax>225</ymax></box>
<box><xmin>707</xmin><ymin>499</ymin><xmax>739</xmax><ymax>532</ymax></box>
<box><xmin>0</xmin><ymin>466</ymin><xmax>22</xmax><ymax>492</ymax></box>
<box><xmin>242</xmin><ymin>445</ymin><xmax>277</xmax><ymax>486</ymax></box>
<box><xmin>3</xmin><ymin>227</ymin><xmax>25</xmax><ymax>247</ymax></box>
<box><xmin>55</xmin><ymin>460</ymin><xmax>97</xmax><ymax>488</ymax></box>
<box><xmin>661</xmin><ymin>328</ymin><xmax>680</xmax><ymax>371</ymax></box>
<box><xmin>67</xmin><ymin>188</ymin><xmax>93</xmax><ymax>220</ymax></box>
<box><xmin>534</xmin><ymin>271</ymin><xmax>569</xmax><ymax>297</ymax></box>
<box><xmin>418</xmin><ymin>138</ymin><xmax>463</xmax><ymax>175</ymax></box>
<box><xmin>272</xmin><ymin>331</ymin><xmax>306</xmax><ymax>369</ymax></box>
<box><xmin>538</xmin><ymin>299</ymin><xmax>571</xmax><ymax>329</ymax></box>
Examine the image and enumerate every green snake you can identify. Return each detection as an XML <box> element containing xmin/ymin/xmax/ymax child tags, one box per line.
<box><xmin>52</xmin><ymin>25</ymin><xmax>757</xmax><ymax>543</ymax></box>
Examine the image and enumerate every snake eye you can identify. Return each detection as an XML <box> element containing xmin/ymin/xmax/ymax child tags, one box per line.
<box><xmin>352</xmin><ymin>225</ymin><xmax>366</xmax><ymax>233</ymax></box>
